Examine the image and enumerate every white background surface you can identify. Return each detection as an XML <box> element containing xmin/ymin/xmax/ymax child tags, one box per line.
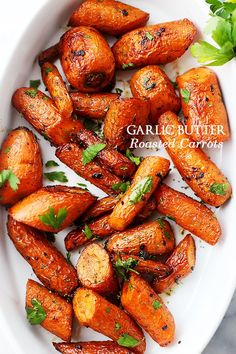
<box><xmin>0</xmin><ymin>1</ymin><xmax>236</xmax><ymax>354</ymax></box>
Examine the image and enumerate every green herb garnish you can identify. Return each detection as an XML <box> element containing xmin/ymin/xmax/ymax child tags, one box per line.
<box><xmin>129</xmin><ymin>176</ymin><xmax>153</xmax><ymax>204</ymax></box>
<box><xmin>125</xmin><ymin>149</ymin><xmax>141</xmax><ymax>166</ymax></box>
<box><xmin>45</xmin><ymin>67</ymin><xmax>53</xmax><ymax>75</ymax></box>
<box><xmin>66</xmin><ymin>252</ymin><xmax>72</xmax><ymax>265</ymax></box>
<box><xmin>82</xmin><ymin>143</ymin><xmax>106</xmax><ymax>165</ymax></box>
<box><xmin>191</xmin><ymin>0</ymin><xmax>236</xmax><ymax>66</ymax></box>
<box><xmin>114</xmin><ymin>254</ymin><xmax>139</xmax><ymax>280</ymax></box>
<box><xmin>122</xmin><ymin>62</ymin><xmax>135</xmax><ymax>70</ymax></box>
<box><xmin>115</xmin><ymin>322</ymin><xmax>122</xmax><ymax>331</ymax></box>
<box><xmin>84</xmin><ymin>119</ymin><xmax>103</xmax><ymax>138</ymax></box>
<box><xmin>152</xmin><ymin>299</ymin><xmax>162</xmax><ymax>310</ymax></box>
<box><xmin>180</xmin><ymin>89</ymin><xmax>191</xmax><ymax>103</ymax></box>
<box><xmin>38</xmin><ymin>207</ymin><xmax>68</xmax><ymax>230</ymax></box>
<box><xmin>45</xmin><ymin>160</ymin><xmax>59</xmax><ymax>168</ymax></box>
<box><xmin>145</xmin><ymin>31</ymin><xmax>154</xmax><ymax>40</ymax></box>
<box><xmin>115</xmin><ymin>88</ymin><xmax>123</xmax><ymax>95</ymax></box>
<box><xmin>112</xmin><ymin>181</ymin><xmax>131</xmax><ymax>193</ymax></box>
<box><xmin>117</xmin><ymin>334</ymin><xmax>140</xmax><ymax>348</ymax></box>
<box><xmin>44</xmin><ymin>171</ymin><xmax>68</xmax><ymax>183</ymax></box>
<box><xmin>25</xmin><ymin>89</ymin><xmax>38</xmax><ymax>98</ymax></box>
<box><xmin>82</xmin><ymin>224</ymin><xmax>93</xmax><ymax>239</ymax></box>
<box><xmin>0</xmin><ymin>170</ymin><xmax>20</xmax><ymax>191</ymax></box>
<box><xmin>210</xmin><ymin>182</ymin><xmax>229</xmax><ymax>195</ymax></box>
<box><xmin>26</xmin><ymin>299</ymin><xmax>46</xmax><ymax>325</ymax></box>
<box><xmin>29</xmin><ymin>79</ymin><xmax>41</xmax><ymax>89</ymax></box>
<box><xmin>4</xmin><ymin>147</ymin><xmax>11</xmax><ymax>154</ymax></box>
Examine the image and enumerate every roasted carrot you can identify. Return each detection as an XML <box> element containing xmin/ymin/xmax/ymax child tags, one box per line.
<box><xmin>77</xmin><ymin>129</ymin><xmax>136</xmax><ymax>178</ymax></box>
<box><xmin>59</xmin><ymin>27</ymin><xmax>115</xmax><ymax>92</ymax></box>
<box><xmin>130</xmin><ymin>65</ymin><xmax>180</xmax><ymax>124</ymax></box>
<box><xmin>108</xmin><ymin>156</ymin><xmax>170</xmax><ymax>231</ymax></box>
<box><xmin>158</xmin><ymin>111</ymin><xmax>232</xmax><ymax>206</ymax></box>
<box><xmin>70</xmin><ymin>92</ymin><xmax>119</xmax><ymax>120</ymax></box>
<box><xmin>65</xmin><ymin>198</ymin><xmax>157</xmax><ymax>251</ymax></box>
<box><xmin>104</xmin><ymin>98</ymin><xmax>150</xmax><ymax>151</ymax></box>
<box><xmin>0</xmin><ymin>127</ymin><xmax>42</xmax><ymax>206</ymax></box>
<box><xmin>80</xmin><ymin>195</ymin><xmax>117</xmax><ymax>223</ymax></box>
<box><xmin>106</xmin><ymin>220</ymin><xmax>175</xmax><ymax>256</ymax></box>
<box><xmin>153</xmin><ymin>234</ymin><xmax>196</xmax><ymax>294</ymax></box>
<box><xmin>112</xmin><ymin>254</ymin><xmax>171</xmax><ymax>279</ymax></box>
<box><xmin>38</xmin><ymin>43</ymin><xmax>59</xmax><ymax>66</ymax></box>
<box><xmin>176</xmin><ymin>67</ymin><xmax>230</xmax><ymax>143</ymax></box>
<box><xmin>9</xmin><ymin>186</ymin><xmax>96</xmax><ymax>233</ymax></box>
<box><xmin>155</xmin><ymin>183</ymin><xmax>221</xmax><ymax>245</ymax></box>
<box><xmin>121</xmin><ymin>273</ymin><xmax>175</xmax><ymax>346</ymax></box>
<box><xmin>65</xmin><ymin>214</ymin><xmax>113</xmax><ymax>251</ymax></box>
<box><xmin>12</xmin><ymin>88</ymin><xmax>83</xmax><ymax>146</ymax></box>
<box><xmin>73</xmin><ymin>288</ymin><xmax>146</xmax><ymax>354</ymax></box>
<box><xmin>77</xmin><ymin>243</ymin><xmax>118</xmax><ymax>295</ymax></box>
<box><xmin>56</xmin><ymin>143</ymin><xmax>121</xmax><ymax>195</ymax></box>
<box><xmin>41</xmin><ymin>62</ymin><xmax>73</xmax><ymax>119</ymax></box>
<box><xmin>53</xmin><ymin>341</ymin><xmax>135</xmax><ymax>354</ymax></box>
<box><xmin>26</xmin><ymin>279</ymin><xmax>72</xmax><ymax>341</ymax></box>
<box><xmin>68</xmin><ymin>0</ymin><xmax>149</xmax><ymax>36</ymax></box>
<box><xmin>112</xmin><ymin>19</ymin><xmax>197</xmax><ymax>69</ymax></box>
<box><xmin>8</xmin><ymin>217</ymin><xmax>78</xmax><ymax>296</ymax></box>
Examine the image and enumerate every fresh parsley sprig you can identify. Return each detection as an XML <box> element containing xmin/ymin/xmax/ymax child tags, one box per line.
<box><xmin>0</xmin><ymin>169</ymin><xmax>20</xmax><ymax>191</ymax></box>
<box><xmin>38</xmin><ymin>207</ymin><xmax>68</xmax><ymax>230</ymax></box>
<box><xmin>26</xmin><ymin>298</ymin><xmax>46</xmax><ymax>325</ymax></box>
<box><xmin>114</xmin><ymin>254</ymin><xmax>139</xmax><ymax>281</ymax></box>
<box><xmin>191</xmin><ymin>0</ymin><xmax>236</xmax><ymax>66</ymax></box>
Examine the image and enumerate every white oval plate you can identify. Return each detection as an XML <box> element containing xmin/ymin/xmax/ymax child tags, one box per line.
<box><xmin>0</xmin><ymin>1</ymin><xmax>236</xmax><ymax>354</ymax></box>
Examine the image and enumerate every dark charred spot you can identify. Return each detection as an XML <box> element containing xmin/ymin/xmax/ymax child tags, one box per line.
<box><xmin>162</xmin><ymin>325</ymin><xmax>168</xmax><ymax>331</ymax></box>
<box><xmin>140</xmin><ymin>244</ymin><xmax>145</xmax><ymax>250</ymax></box>
<box><xmin>138</xmin><ymin>250</ymin><xmax>149</xmax><ymax>259</ymax></box>
<box><xmin>184</xmin><ymin>176</ymin><xmax>191</xmax><ymax>181</ymax></box>
<box><xmin>191</xmin><ymin>266</ymin><xmax>194</xmax><ymax>271</ymax></box>
<box><xmin>205</xmin><ymin>97</ymin><xmax>209</xmax><ymax>102</ymax></box>
<box><xmin>121</xmin><ymin>9</ymin><xmax>129</xmax><ymax>16</ymax></box>
<box><xmin>150</xmin><ymin>293</ymin><xmax>154</xmax><ymax>297</ymax></box>
<box><xmin>121</xmin><ymin>201</ymin><xmax>124</xmax><ymax>205</ymax></box>
<box><xmin>74</xmin><ymin>50</ymin><xmax>85</xmax><ymax>56</ymax></box>
<box><xmin>156</xmin><ymin>172</ymin><xmax>163</xmax><ymax>178</ymax></box>
<box><xmin>141</xmin><ymin>37</ymin><xmax>148</xmax><ymax>46</ymax></box>
<box><xmin>85</xmin><ymin>72</ymin><xmax>106</xmax><ymax>88</ymax></box>
<box><xmin>75</xmin><ymin>344</ymin><xmax>82</xmax><ymax>349</ymax></box>
<box><xmin>157</xmin><ymin>27</ymin><xmax>165</xmax><ymax>37</ymax></box>
<box><xmin>210</xmin><ymin>85</ymin><xmax>214</xmax><ymax>93</ymax></box>
<box><xmin>196</xmin><ymin>172</ymin><xmax>204</xmax><ymax>180</ymax></box>
<box><xmin>92</xmin><ymin>173</ymin><xmax>103</xmax><ymax>179</ymax></box>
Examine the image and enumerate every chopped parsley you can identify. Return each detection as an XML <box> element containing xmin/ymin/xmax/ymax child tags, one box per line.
<box><xmin>125</xmin><ymin>149</ymin><xmax>141</xmax><ymax>166</ymax></box>
<box><xmin>152</xmin><ymin>299</ymin><xmax>162</xmax><ymax>310</ymax></box>
<box><xmin>114</xmin><ymin>254</ymin><xmax>139</xmax><ymax>280</ymax></box>
<box><xmin>117</xmin><ymin>334</ymin><xmax>140</xmax><ymax>348</ymax></box>
<box><xmin>112</xmin><ymin>181</ymin><xmax>130</xmax><ymax>193</ymax></box>
<box><xmin>44</xmin><ymin>171</ymin><xmax>68</xmax><ymax>183</ymax></box>
<box><xmin>115</xmin><ymin>322</ymin><xmax>122</xmax><ymax>331</ymax></box>
<box><xmin>45</xmin><ymin>160</ymin><xmax>59</xmax><ymax>167</ymax></box>
<box><xmin>44</xmin><ymin>67</ymin><xmax>53</xmax><ymax>75</ymax></box>
<box><xmin>115</xmin><ymin>88</ymin><xmax>123</xmax><ymax>95</ymax></box>
<box><xmin>129</xmin><ymin>176</ymin><xmax>153</xmax><ymax>204</ymax></box>
<box><xmin>82</xmin><ymin>224</ymin><xmax>93</xmax><ymax>239</ymax></box>
<box><xmin>82</xmin><ymin>143</ymin><xmax>106</xmax><ymax>165</ymax></box>
<box><xmin>180</xmin><ymin>89</ymin><xmax>191</xmax><ymax>103</ymax></box>
<box><xmin>29</xmin><ymin>79</ymin><xmax>41</xmax><ymax>89</ymax></box>
<box><xmin>145</xmin><ymin>31</ymin><xmax>154</xmax><ymax>40</ymax></box>
<box><xmin>25</xmin><ymin>89</ymin><xmax>38</xmax><ymax>98</ymax></box>
<box><xmin>26</xmin><ymin>298</ymin><xmax>46</xmax><ymax>325</ymax></box>
<box><xmin>122</xmin><ymin>62</ymin><xmax>135</xmax><ymax>70</ymax></box>
<box><xmin>66</xmin><ymin>252</ymin><xmax>72</xmax><ymax>265</ymax></box>
<box><xmin>38</xmin><ymin>207</ymin><xmax>68</xmax><ymax>230</ymax></box>
<box><xmin>4</xmin><ymin>147</ymin><xmax>11</xmax><ymax>154</ymax></box>
<box><xmin>210</xmin><ymin>182</ymin><xmax>229</xmax><ymax>195</ymax></box>
<box><xmin>0</xmin><ymin>170</ymin><xmax>20</xmax><ymax>191</ymax></box>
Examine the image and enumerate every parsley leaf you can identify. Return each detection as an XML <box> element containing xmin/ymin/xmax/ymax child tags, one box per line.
<box><xmin>122</xmin><ymin>62</ymin><xmax>135</xmax><ymax>70</ymax></box>
<box><xmin>45</xmin><ymin>160</ymin><xmax>59</xmax><ymax>167</ymax></box>
<box><xmin>125</xmin><ymin>149</ymin><xmax>141</xmax><ymax>166</ymax></box>
<box><xmin>115</xmin><ymin>322</ymin><xmax>122</xmax><ymax>331</ymax></box>
<box><xmin>114</xmin><ymin>254</ymin><xmax>139</xmax><ymax>280</ymax></box>
<box><xmin>210</xmin><ymin>182</ymin><xmax>229</xmax><ymax>195</ymax></box>
<box><xmin>66</xmin><ymin>252</ymin><xmax>72</xmax><ymax>265</ymax></box>
<box><xmin>0</xmin><ymin>170</ymin><xmax>20</xmax><ymax>191</ymax></box>
<box><xmin>26</xmin><ymin>298</ymin><xmax>46</xmax><ymax>325</ymax></box>
<box><xmin>84</xmin><ymin>119</ymin><xmax>104</xmax><ymax>138</ymax></box>
<box><xmin>152</xmin><ymin>299</ymin><xmax>162</xmax><ymax>310</ymax></box>
<box><xmin>115</xmin><ymin>88</ymin><xmax>123</xmax><ymax>95</ymax></box>
<box><xmin>117</xmin><ymin>334</ymin><xmax>140</xmax><ymax>348</ymax></box>
<box><xmin>129</xmin><ymin>176</ymin><xmax>153</xmax><ymax>204</ymax></box>
<box><xmin>29</xmin><ymin>79</ymin><xmax>41</xmax><ymax>89</ymax></box>
<box><xmin>82</xmin><ymin>143</ymin><xmax>106</xmax><ymax>165</ymax></box>
<box><xmin>145</xmin><ymin>31</ymin><xmax>154</xmax><ymax>40</ymax></box>
<box><xmin>25</xmin><ymin>88</ymin><xmax>38</xmax><ymax>98</ymax></box>
<box><xmin>180</xmin><ymin>89</ymin><xmax>191</xmax><ymax>103</ymax></box>
<box><xmin>112</xmin><ymin>181</ymin><xmax>131</xmax><ymax>193</ymax></box>
<box><xmin>44</xmin><ymin>171</ymin><xmax>68</xmax><ymax>183</ymax></box>
<box><xmin>4</xmin><ymin>147</ymin><xmax>11</xmax><ymax>154</ymax></box>
<box><xmin>45</xmin><ymin>67</ymin><xmax>53</xmax><ymax>75</ymax></box>
<box><xmin>191</xmin><ymin>0</ymin><xmax>236</xmax><ymax>66</ymax></box>
<box><xmin>38</xmin><ymin>207</ymin><xmax>68</xmax><ymax>230</ymax></box>
<box><xmin>82</xmin><ymin>224</ymin><xmax>93</xmax><ymax>239</ymax></box>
